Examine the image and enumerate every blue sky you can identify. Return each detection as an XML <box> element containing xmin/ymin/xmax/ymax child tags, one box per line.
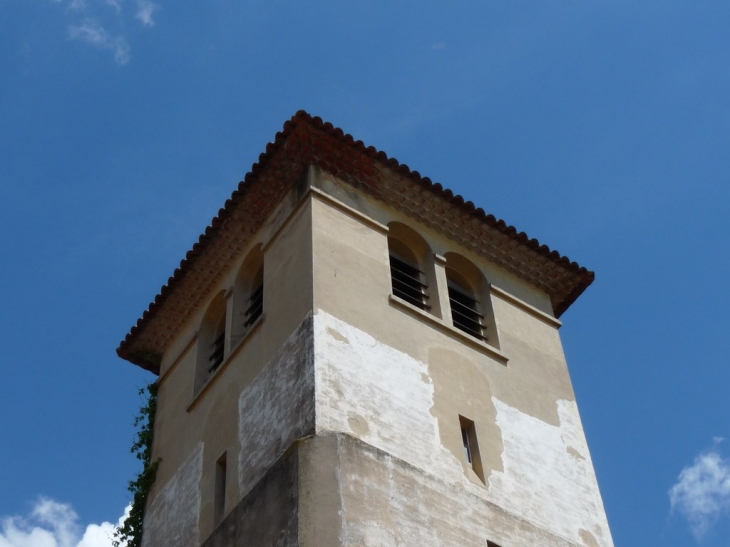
<box><xmin>1</xmin><ymin>1</ymin><xmax>729</xmax><ymax>545</ymax></box>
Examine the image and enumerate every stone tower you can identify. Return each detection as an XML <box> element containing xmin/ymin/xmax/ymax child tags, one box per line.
<box><xmin>118</xmin><ymin>111</ymin><xmax>614</xmax><ymax>547</ymax></box>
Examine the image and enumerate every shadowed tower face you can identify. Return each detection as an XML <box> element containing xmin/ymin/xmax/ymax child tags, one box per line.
<box><xmin>118</xmin><ymin>112</ymin><xmax>614</xmax><ymax>547</ymax></box>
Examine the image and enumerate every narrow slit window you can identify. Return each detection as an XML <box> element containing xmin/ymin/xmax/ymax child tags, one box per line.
<box><xmin>214</xmin><ymin>452</ymin><xmax>227</xmax><ymax>524</ymax></box>
<box><xmin>389</xmin><ymin>254</ymin><xmax>429</xmax><ymax>310</ymax></box>
<box><xmin>448</xmin><ymin>279</ymin><xmax>486</xmax><ymax>341</ymax></box>
<box><xmin>461</xmin><ymin>424</ymin><xmax>473</xmax><ymax>464</ymax></box>
<box><xmin>461</xmin><ymin>426</ymin><xmax>472</xmax><ymax>465</ymax></box>
<box><xmin>459</xmin><ymin>415</ymin><xmax>484</xmax><ymax>482</ymax></box>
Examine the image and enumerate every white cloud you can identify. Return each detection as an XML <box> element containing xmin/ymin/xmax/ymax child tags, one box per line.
<box><xmin>68</xmin><ymin>19</ymin><xmax>131</xmax><ymax>65</ymax></box>
<box><xmin>67</xmin><ymin>0</ymin><xmax>87</xmax><ymax>10</ymax></box>
<box><xmin>669</xmin><ymin>443</ymin><xmax>730</xmax><ymax>541</ymax></box>
<box><xmin>50</xmin><ymin>0</ymin><xmax>160</xmax><ymax>64</ymax></box>
<box><xmin>105</xmin><ymin>0</ymin><xmax>122</xmax><ymax>13</ymax></box>
<box><xmin>76</xmin><ymin>522</ymin><xmax>118</xmax><ymax>547</ymax></box>
<box><xmin>0</xmin><ymin>498</ymin><xmax>128</xmax><ymax>547</ymax></box>
<box><xmin>134</xmin><ymin>0</ymin><xmax>158</xmax><ymax>27</ymax></box>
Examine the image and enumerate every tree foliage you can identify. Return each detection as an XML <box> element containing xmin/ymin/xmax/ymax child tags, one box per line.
<box><xmin>114</xmin><ymin>381</ymin><xmax>160</xmax><ymax>547</ymax></box>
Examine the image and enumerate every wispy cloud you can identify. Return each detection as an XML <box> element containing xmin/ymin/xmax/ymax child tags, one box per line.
<box><xmin>105</xmin><ymin>0</ymin><xmax>122</xmax><ymax>13</ymax></box>
<box><xmin>52</xmin><ymin>0</ymin><xmax>160</xmax><ymax>65</ymax></box>
<box><xmin>68</xmin><ymin>0</ymin><xmax>88</xmax><ymax>11</ymax></box>
<box><xmin>69</xmin><ymin>19</ymin><xmax>131</xmax><ymax>65</ymax></box>
<box><xmin>0</xmin><ymin>497</ymin><xmax>129</xmax><ymax>547</ymax></box>
<box><xmin>669</xmin><ymin>440</ymin><xmax>730</xmax><ymax>541</ymax></box>
<box><xmin>134</xmin><ymin>0</ymin><xmax>159</xmax><ymax>27</ymax></box>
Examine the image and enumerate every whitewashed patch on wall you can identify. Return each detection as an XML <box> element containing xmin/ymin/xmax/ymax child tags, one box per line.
<box><xmin>337</xmin><ymin>433</ymin><xmax>579</xmax><ymax>547</ymax></box>
<box><xmin>313</xmin><ymin>311</ymin><xmax>463</xmax><ymax>484</ymax></box>
<box><xmin>489</xmin><ymin>398</ymin><xmax>613</xmax><ymax>546</ymax></box>
<box><xmin>314</xmin><ymin>311</ymin><xmax>613</xmax><ymax>546</ymax></box>
<box><xmin>142</xmin><ymin>442</ymin><xmax>203</xmax><ymax>547</ymax></box>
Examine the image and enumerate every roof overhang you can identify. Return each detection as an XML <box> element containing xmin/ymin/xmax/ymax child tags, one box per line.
<box><xmin>118</xmin><ymin>111</ymin><xmax>594</xmax><ymax>374</ymax></box>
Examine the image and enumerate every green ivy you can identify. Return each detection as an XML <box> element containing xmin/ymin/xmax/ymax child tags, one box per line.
<box><xmin>114</xmin><ymin>381</ymin><xmax>160</xmax><ymax>547</ymax></box>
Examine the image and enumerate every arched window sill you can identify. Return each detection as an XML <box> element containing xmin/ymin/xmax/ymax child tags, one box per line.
<box><xmin>187</xmin><ymin>314</ymin><xmax>266</xmax><ymax>412</ymax></box>
<box><xmin>388</xmin><ymin>295</ymin><xmax>508</xmax><ymax>365</ymax></box>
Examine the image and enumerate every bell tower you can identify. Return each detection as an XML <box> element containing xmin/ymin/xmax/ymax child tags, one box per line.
<box><xmin>118</xmin><ymin>111</ymin><xmax>614</xmax><ymax>547</ymax></box>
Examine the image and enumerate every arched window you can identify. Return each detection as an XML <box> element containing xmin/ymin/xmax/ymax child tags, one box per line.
<box><xmin>244</xmin><ymin>265</ymin><xmax>264</xmax><ymax>329</ymax></box>
<box><xmin>446</xmin><ymin>269</ymin><xmax>485</xmax><ymax>341</ymax></box>
<box><xmin>386</xmin><ymin>222</ymin><xmax>438</xmax><ymax>315</ymax></box>
<box><xmin>232</xmin><ymin>244</ymin><xmax>264</xmax><ymax>347</ymax></box>
<box><xmin>388</xmin><ymin>237</ymin><xmax>428</xmax><ymax>310</ymax></box>
<box><xmin>196</xmin><ymin>290</ymin><xmax>228</xmax><ymax>390</ymax></box>
<box><xmin>208</xmin><ymin>312</ymin><xmax>226</xmax><ymax>371</ymax></box>
<box><xmin>444</xmin><ymin>252</ymin><xmax>499</xmax><ymax>347</ymax></box>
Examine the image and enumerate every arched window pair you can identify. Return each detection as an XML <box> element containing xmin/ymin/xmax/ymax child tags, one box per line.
<box><xmin>387</xmin><ymin>223</ymin><xmax>497</xmax><ymax>346</ymax></box>
<box><xmin>195</xmin><ymin>245</ymin><xmax>264</xmax><ymax>390</ymax></box>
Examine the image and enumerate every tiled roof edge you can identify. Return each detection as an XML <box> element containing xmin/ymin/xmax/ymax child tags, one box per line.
<box><xmin>117</xmin><ymin>110</ymin><xmax>594</xmax><ymax>369</ymax></box>
<box><xmin>116</xmin><ymin>114</ymin><xmax>306</xmax><ymax>370</ymax></box>
<box><xmin>302</xmin><ymin>112</ymin><xmax>592</xmax><ymax>278</ymax></box>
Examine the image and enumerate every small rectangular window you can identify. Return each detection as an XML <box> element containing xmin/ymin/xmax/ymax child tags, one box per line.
<box><xmin>214</xmin><ymin>452</ymin><xmax>227</xmax><ymax>524</ymax></box>
<box><xmin>459</xmin><ymin>415</ymin><xmax>484</xmax><ymax>482</ymax></box>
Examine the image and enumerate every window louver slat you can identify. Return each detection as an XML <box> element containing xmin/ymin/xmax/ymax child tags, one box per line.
<box><xmin>208</xmin><ymin>332</ymin><xmax>225</xmax><ymax>372</ymax></box>
<box><xmin>389</xmin><ymin>254</ymin><xmax>428</xmax><ymax>310</ymax></box>
<box><xmin>448</xmin><ymin>286</ymin><xmax>486</xmax><ymax>341</ymax></box>
<box><xmin>244</xmin><ymin>285</ymin><xmax>264</xmax><ymax>327</ymax></box>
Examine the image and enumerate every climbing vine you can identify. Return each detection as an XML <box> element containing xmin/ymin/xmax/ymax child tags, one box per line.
<box><xmin>114</xmin><ymin>381</ymin><xmax>160</xmax><ymax>547</ymax></box>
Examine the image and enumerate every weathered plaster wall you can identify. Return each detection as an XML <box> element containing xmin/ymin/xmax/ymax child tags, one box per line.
<box><xmin>201</xmin><ymin>445</ymin><xmax>300</xmax><ymax>547</ymax></box>
<box><xmin>490</xmin><ymin>293</ymin><xmax>575</xmax><ymax>427</ymax></box>
<box><xmin>314</xmin><ymin>310</ymin><xmax>613</xmax><ymax>546</ymax></box>
<box><xmin>142</xmin><ymin>442</ymin><xmax>203</xmax><ymax>547</ymax></box>
<box><xmin>489</xmin><ymin>398</ymin><xmax>611</xmax><ymax>546</ymax></box>
<box><xmin>197</xmin><ymin>428</ymin><xmax>608</xmax><ymax>547</ymax></box>
<box><xmin>334</xmin><ymin>432</ymin><xmax>591</xmax><ymax>547</ymax></box>
<box><xmin>145</xmin><ymin>179</ymin><xmax>612</xmax><ymax>547</ymax></box>
<box><xmin>314</xmin><ymin>311</ymin><xmax>462</xmax><ymax>484</ymax></box>
<box><xmin>239</xmin><ymin>313</ymin><xmax>315</xmax><ymax>499</ymax></box>
<box><xmin>148</xmin><ymin>196</ymin><xmax>314</xmax><ymax>542</ymax></box>
<box><xmin>309</xmin><ymin>187</ymin><xmax>575</xmax><ymax>421</ymax></box>
<box><xmin>298</xmin><ymin>433</ymin><xmax>342</xmax><ymax>547</ymax></box>
<box><xmin>309</xmin><ymin>181</ymin><xmax>612</xmax><ymax>545</ymax></box>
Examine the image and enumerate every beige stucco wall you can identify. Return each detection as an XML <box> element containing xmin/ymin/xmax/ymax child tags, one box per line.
<box><xmin>309</xmin><ymin>171</ymin><xmax>614</xmax><ymax>546</ymax></box>
<box><xmin>330</xmin><ymin>432</ymin><xmax>602</xmax><ymax>547</ymax></box>
<box><xmin>143</xmin><ymin>166</ymin><xmax>612</xmax><ymax>547</ymax></box>
<box><xmin>146</xmin><ymin>192</ymin><xmax>314</xmax><ymax>544</ymax></box>
<box><xmin>312</xmin><ymin>167</ymin><xmax>555</xmax><ymax>315</ymax></box>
